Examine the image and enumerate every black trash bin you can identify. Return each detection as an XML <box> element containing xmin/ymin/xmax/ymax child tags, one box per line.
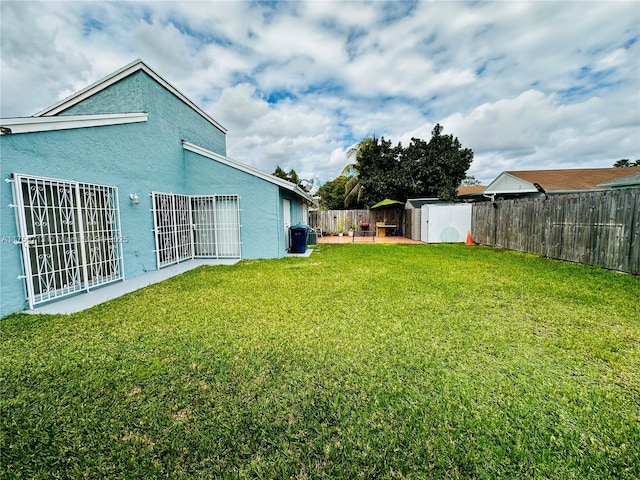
<box><xmin>289</xmin><ymin>225</ymin><xmax>309</xmax><ymax>253</ymax></box>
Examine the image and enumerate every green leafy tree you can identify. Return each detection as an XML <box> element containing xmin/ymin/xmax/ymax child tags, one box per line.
<box><xmin>461</xmin><ymin>175</ymin><xmax>482</xmax><ymax>186</ymax></box>
<box><xmin>272</xmin><ymin>165</ymin><xmax>301</xmax><ymax>184</ymax></box>
<box><xmin>341</xmin><ymin>137</ymin><xmax>383</xmax><ymax>207</ymax></box>
<box><xmin>288</xmin><ymin>169</ymin><xmax>300</xmax><ymax>185</ymax></box>
<box><xmin>348</xmin><ymin>125</ymin><xmax>473</xmax><ymax>206</ymax></box>
<box><xmin>317</xmin><ymin>176</ymin><xmax>361</xmax><ymax>210</ymax></box>
<box><xmin>352</xmin><ymin>136</ymin><xmax>402</xmax><ymax>206</ymax></box>
<box><xmin>404</xmin><ymin>125</ymin><xmax>473</xmax><ymax>201</ymax></box>
<box><xmin>614</xmin><ymin>159</ymin><xmax>640</xmax><ymax>167</ymax></box>
<box><xmin>273</xmin><ymin>165</ymin><xmax>288</xmax><ymax>179</ymax></box>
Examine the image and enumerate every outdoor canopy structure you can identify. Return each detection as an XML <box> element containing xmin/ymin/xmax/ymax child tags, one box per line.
<box><xmin>370</xmin><ymin>199</ymin><xmax>405</xmax><ymax>209</ymax></box>
<box><xmin>370</xmin><ymin>199</ymin><xmax>405</xmax><ymax>237</ymax></box>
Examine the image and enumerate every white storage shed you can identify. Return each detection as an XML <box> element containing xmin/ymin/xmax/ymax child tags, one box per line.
<box><xmin>420</xmin><ymin>203</ymin><xmax>472</xmax><ymax>243</ymax></box>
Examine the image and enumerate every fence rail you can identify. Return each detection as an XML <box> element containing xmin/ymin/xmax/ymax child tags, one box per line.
<box><xmin>310</xmin><ymin>208</ymin><xmax>405</xmax><ymax>235</ymax></box>
<box><xmin>472</xmin><ymin>188</ymin><xmax>640</xmax><ymax>274</ymax></box>
<box><xmin>310</xmin><ymin>210</ymin><xmax>372</xmax><ymax>234</ymax></box>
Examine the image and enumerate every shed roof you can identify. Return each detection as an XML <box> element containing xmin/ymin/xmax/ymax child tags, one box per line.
<box><xmin>406</xmin><ymin>198</ymin><xmax>441</xmax><ymax>208</ymax></box>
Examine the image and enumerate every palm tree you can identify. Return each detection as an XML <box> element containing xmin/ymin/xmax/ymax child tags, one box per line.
<box><xmin>342</xmin><ymin>137</ymin><xmax>376</xmax><ymax>207</ymax></box>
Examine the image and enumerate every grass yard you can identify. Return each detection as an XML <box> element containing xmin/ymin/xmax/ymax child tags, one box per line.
<box><xmin>1</xmin><ymin>244</ymin><xmax>639</xmax><ymax>479</ymax></box>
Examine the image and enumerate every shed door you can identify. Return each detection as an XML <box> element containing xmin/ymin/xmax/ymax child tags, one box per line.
<box><xmin>283</xmin><ymin>198</ymin><xmax>291</xmax><ymax>250</ymax></box>
<box><xmin>421</xmin><ymin>204</ymin><xmax>472</xmax><ymax>243</ymax></box>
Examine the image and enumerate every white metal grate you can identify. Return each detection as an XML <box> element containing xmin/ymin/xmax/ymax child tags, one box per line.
<box><xmin>191</xmin><ymin>196</ymin><xmax>217</xmax><ymax>257</ymax></box>
<box><xmin>152</xmin><ymin>192</ymin><xmax>240</xmax><ymax>269</ymax></box>
<box><xmin>152</xmin><ymin>192</ymin><xmax>179</xmax><ymax>268</ymax></box>
<box><xmin>175</xmin><ymin>194</ymin><xmax>194</xmax><ymax>263</ymax></box>
<box><xmin>11</xmin><ymin>174</ymin><xmax>124</xmax><ymax>309</ymax></box>
<box><xmin>214</xmin><ymin>195</ymin><xmax>241</xmax><ymax>258</ymax></box>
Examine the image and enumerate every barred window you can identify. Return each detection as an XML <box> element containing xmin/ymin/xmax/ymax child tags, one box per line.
<box><xmin>152</xmin><ymin>192</ymin><xmax>240</xmax><ymax>269</ymax></box>
<box><xmin>11</xmin><ymin>174</ymin><xmax>124</xmax><ymax>309</ymax></box>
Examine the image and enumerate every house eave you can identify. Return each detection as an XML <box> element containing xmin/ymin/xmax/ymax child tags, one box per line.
<box><xmin>182</xmin><ymin>141</ymin><xmax>316</xmax><ymax>204</ymax></box>
<box><xmin>548</xmin><ymin>188</ymin><xmax>608</xmax><ymax>194</ymax></box>
<box><xmin>0</xmin><ymin>112</ymin><xmax>148</xmax><ymax>134</ymax></box>
<box><xmin>483</xmin><ymin>188</ymin><xmax>539</xmax><ymax>195</ymax></box>
<box><xmin>34</xmin><ymin>59</ymin><xmax>227</xmax><ymax>134</ymax></box>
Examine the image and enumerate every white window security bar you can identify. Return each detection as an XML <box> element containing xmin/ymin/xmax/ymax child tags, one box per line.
<box><xmin>10</xmin><ymin>174</ymin><xmax>124</xmax><ymax>309</ymax></box>
<box><xmin>191</xmin><ymin>196</ymin><xmax>217</xmax><ymax>257</ymax></box>
<box><xmin>152</xmin><ymin>192</ymin><xmax>241</xmax><ymax>269</ymax></box>
<box><xmin>174</xmin><ymin>194</ymin><xmax>194</xmax><ymax>263</ymax></box>
<box><xmin>151</xmin><ymin>192</ymin><xmax>179</xmax><ymax>269</ymax></box>
<box><xmin>214</xmin><ymin>195</ymin><xmax>241</xmax><ymax>258</ymax></box>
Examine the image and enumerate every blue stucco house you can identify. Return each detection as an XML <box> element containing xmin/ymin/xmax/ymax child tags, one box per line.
<box><xmin>0</xmin><ymin>59</ymin><xmax>315</xmax><ymax>317</ymax></box>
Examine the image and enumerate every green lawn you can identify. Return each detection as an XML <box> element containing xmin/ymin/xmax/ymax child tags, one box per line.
<box><xmin>1</xmin><ymin>244</ymin><xmax>639</xmax><ymax>479</ymax></box>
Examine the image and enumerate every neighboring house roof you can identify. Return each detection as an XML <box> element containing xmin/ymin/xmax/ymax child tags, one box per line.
<box><xmin>597</xmin><ymin>172</ymin><xmax>640</xmax><ymax>189</ymax></box>
<box><xmin>182</xmin><ymin>141</ymin><xmax>316</xmax><ymax>204</ymax></box>
<box><xmin>457</xmin><ymin>185</ymin><xmax>486</xmax><ymax>196</ymax></box>
<box><xmin>34</xmin><ymin>59</ymin><xmax>227</xmax><ymax>134</ymax></box>
<box><xmin>0</xmin><ymin>112</ymin><xmax>148</xmax><ymax>134</ymax></box>
<box><xmin>484</xmin><ymin>167</ymin><xmax>640</xmax><ymax>196</ymax></box>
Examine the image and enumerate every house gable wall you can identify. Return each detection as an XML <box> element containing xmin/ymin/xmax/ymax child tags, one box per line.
<box><xmin>485</xmin><ymin>173</ymin><xmax>536</xmax><ymax>194</ymax></box>
<box><xmin>60</xmin><ymin>71</ymin><xmax>226</xmax><ymax>156</ymax></box>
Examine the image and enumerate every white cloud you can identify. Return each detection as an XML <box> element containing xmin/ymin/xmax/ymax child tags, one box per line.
<box><xmin>214</xmin><ymin>83</ymin><xmax>270</xmax><ymax>130</ymax></box>
<box><xmin>1</xmin><ymin>0</ymin><xmax>638</xmax><ymax>186</ymax></box>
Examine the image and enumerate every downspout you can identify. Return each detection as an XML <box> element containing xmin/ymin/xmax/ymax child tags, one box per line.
<box><xmin>276</xmin><ymin>190</ymin><xmax>282</xmax><ymax>257</ymax></box>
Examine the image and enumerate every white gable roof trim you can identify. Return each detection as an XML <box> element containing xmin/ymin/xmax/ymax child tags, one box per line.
<box><xmin>484</xmin><ymin>172</ymin><xmax>538</xmax><ymax>195</ymax></box>
<box><xmin>35</xmin><ymin>59</ymin><xmax>227</xmax><ymax>134</ymax></box>
<box><xmin>0</xmin><ymin>112</ymin><xmax>148</xmax><ymax>135</ymax></box>
<box><xmin>183</xmin><ymin>141</ymin><xmax>316</xmax><ymax>204</ymax></box>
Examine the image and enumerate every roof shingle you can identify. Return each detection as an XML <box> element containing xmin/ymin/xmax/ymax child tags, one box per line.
<box><xmin>507</xmin><ymin>167</ymin><xmax>640</xmax><ymax>192</ymax></box>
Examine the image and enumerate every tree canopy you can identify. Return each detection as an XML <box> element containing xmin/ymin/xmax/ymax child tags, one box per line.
<box><xmin>317</xmin><ymin>175</ymin><xmax>363</xmax><ymax>210</ymax></box>
<box><xmin>272</xmin><ymin>165</ymin><xmax>300</xmax><ymax>184</ymax></box>
<box><xmin>613</xmin><ymin>159</ymin><xmax>640</xmax><ymax>167</ymax></box>
<box><xmin>461</xmin><ymin>175</ymin><xmax>482</xmax><ymax>186</ymax></box>
<box><xmin>340</xmin><ymin>124</ymin><xmax>473</xmax><ymax>207</ymax></box>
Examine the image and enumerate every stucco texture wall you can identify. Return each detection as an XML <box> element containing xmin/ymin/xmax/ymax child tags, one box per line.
<box><xmin>1</xmin><ymin>121</ymin><xmax>167</xmax><ymax>316</ymax></box>
<box><xmin>185</xmin><ymin>149</ymin><xmax>296</xmax><ymax>259</ymax></box>
<box><xmin>62</xmin><ymin>71</ymin><xmax>227</xmax><ymax>156</ymax></box>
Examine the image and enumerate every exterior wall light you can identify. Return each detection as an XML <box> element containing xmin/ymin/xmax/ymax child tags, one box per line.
<box><xmin>129</xmin><ymin>193</ymin><xmax>140</xmax><ymax>205</ymax></box>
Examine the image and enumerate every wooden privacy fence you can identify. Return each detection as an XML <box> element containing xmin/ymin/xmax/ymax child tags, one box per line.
<box><xmin>310</xmin><ymin>209</ymin><xmax>405</xmax><ymax>235</ymax></box>
<box><xmin>310</xmin><ymin>210</ymin><xmax>373</xmax><ymax>234</ymax></box>
<box><xmin>472</xmin><ymin>188</ymin><xmax>640</xmax><ymax>274</ymax></box>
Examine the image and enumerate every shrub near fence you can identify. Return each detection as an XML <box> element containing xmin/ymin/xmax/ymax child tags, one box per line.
<box><xmin>472</xmin><ymin>188</ymin><xmax>640</xmax><ymax>274</ymax></box>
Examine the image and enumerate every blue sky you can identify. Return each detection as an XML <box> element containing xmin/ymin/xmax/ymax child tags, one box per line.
<box><xmin>1</xmin><ymin>0</ymin><xmax>639</xmax><ymax>185</ymax></box>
